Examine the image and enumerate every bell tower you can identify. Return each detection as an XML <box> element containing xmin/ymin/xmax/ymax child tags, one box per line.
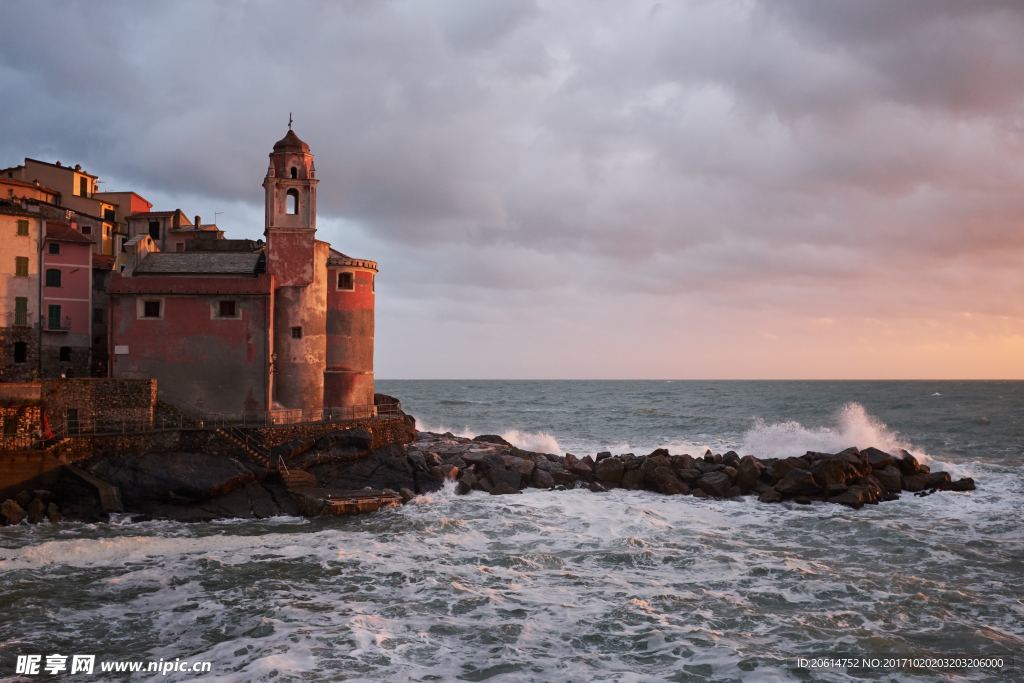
<box><xmin>264</xmin><ymin>120</ymin><xmax>328</xmax><ymax>414</ymax></box>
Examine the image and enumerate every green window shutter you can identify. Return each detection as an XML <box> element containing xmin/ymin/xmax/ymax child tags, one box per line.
<box><xmin>48</xmin><ymin>304</ymin><xmax>61</xmax><ymax>330</ymax></box>
<box><xmin>16</xmin><ymin>219</ymin><xmax>29</xmax><ymax>236</ymax></box>
<box><xmin>14</xmin><ymin>297</ymin><xmax>27</xmax><ymax>326</ymax></box>
<box><xmin>15</xmin><ymin>256</ymin><xmax>28</xmax><ymax>277</ymax></box>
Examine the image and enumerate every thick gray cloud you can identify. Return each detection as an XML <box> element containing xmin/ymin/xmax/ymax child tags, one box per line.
<box><xmin>2</xmin><ymin>0</ymin><xmax>1023</xmax><ymax>377</ymax></box>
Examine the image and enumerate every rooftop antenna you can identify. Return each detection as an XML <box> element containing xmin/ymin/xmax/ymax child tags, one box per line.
<box><xmin>214</xmin><ymin>211</ymin><xmax>223</xmax><ymax>225</ymax></box>
<box><xmin>288</xmin><ymin>112</ymin><xmax>293</xmax><ymax>130</ymax></box>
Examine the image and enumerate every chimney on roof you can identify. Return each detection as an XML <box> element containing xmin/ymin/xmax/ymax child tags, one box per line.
<box><xmin>195</xmin><ymin>214</ymin><xmax>201</xmax><ymax>229</ymax></box>
<box><xmin>55</xmin><ymin>161</ymin><xmax>61</xmax><ymax>167</ymax></box>
<box><xmin>74</xmin><ymin>164</ymin><xmax>81</xmax><ymax>171</ymax></box>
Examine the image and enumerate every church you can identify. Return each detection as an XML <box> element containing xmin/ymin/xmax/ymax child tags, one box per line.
<box><xmin>108</xmin><ymin>127</ymin><xmax>378</xmax><ymax>418</ymax></box>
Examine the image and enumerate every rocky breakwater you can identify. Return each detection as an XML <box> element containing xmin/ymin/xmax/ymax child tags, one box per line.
<box><xmin>412</xmin><ymin>431</ymin><xmax>976</xmax><ymax>509</ymax></box>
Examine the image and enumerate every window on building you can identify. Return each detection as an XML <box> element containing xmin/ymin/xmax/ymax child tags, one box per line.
<box><xmin>338</xmin><ymin>271</ymin><xmax>354</xmax><ymax>291</ymax></box>
<box><xmin>16</xmin><ymin>219</ymin><xmax>29</xmax><ymax>236</ymax></box>
<box><xmin>14</xmin><ymin>298</ymin><xmax>28</xmax><ymax>326</ymax></box>
<box><xmin>93</xmin><ymin>307</ymin><xmax>103</xmax><ymax>323</ymax></box>
<box><xmin>291</xmin><ymin>326</ymin><xmax>302</xmax><ymax>339</ymax></box>
<box><xmin>372</xmin><ymin>274</ymin><xmax>375</xmax><ymax>292</ymax></box>
<box><xmin>286</xmin><ymin>189</ymin><xmax>299</xmax><ymax>215</ymax></box>
<box><xmin>15</xmin><ymin>256</ymin><xmax>28</xmax><ymax>277</ymax></box>
<box><xmin>218</xmin><ymin>300</ymin><xmax>238</xmax><ymax>318</ymax></box>
<box><xmin>45</xmin><ymin>269</ymin><xmax>61</xmax><ymax>287</ymax></box>
<box><xmin>59</xmin><ymin>346</ymin><xmax>71</xmax><ymax>362</ymax></box>
<box><xmin>103</xmin><ymin>208</ymin><xmax>115</xmax><ymax>221</ymax></box>
<box><xmin>81</xmin><ymin>225</ymin><xmax>92</xmax><ymax>235</ymax></box>
<box><xmin>79</xmin><ymin>177</ymin><xmax>88</xmax><ymax>197</ymax></box>
<box><xmin>3</xmin><ymin>416</ymin><xmax>16</xmax><ymax>437</ymax></box>
<box><xmin>142</xmin><ymin>300</ymin><xmax>161</xmax><ymax>318</ymax></box>
<box><xmin>13</xmin><ymin>342</ymin><xmax>27</xmax><ymax>363</ymax></box>
<box><xmin>66</xmin><ymin>408</ymin><xmax>79</xmax><ymax>433</ymax></box>
<box><xmin>290</xmin><ymin>167</ymin><xmax>298</xmax><ymax>179</ymax></box>
<box><xmin>49</xmin><ymin>242</ymin><xmax>60</xmax><ymax>254</ymax></box>
<box><xmin>148</xmin><ymin>221</ymin><xmax>160</xmax><ymax>240</ymax></box>
<box><xmin>47</xmin><ymin>304</ymin><xmax>62</xmax><ymax>330</ymax></box>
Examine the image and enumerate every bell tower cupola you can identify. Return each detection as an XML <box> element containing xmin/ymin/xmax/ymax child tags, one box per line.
<box><xmin>263</xmin><ymin>116</ymin><xmax>318</xmax><ymax>234</ymax></box>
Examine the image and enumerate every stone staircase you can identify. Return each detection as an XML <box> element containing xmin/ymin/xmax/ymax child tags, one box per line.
<box><xmin>214</xmin><ymin>427</ymin><xmax>272</xmax><ymax>471</ymax></box>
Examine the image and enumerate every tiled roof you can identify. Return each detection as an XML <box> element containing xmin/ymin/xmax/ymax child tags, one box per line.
<box><xmin>46</xmin><ymin>221</ymin><xmax>93</xmax><ymax>244</ymax></box>
<box><xmin>134</xmin><ymin>251</ymin><xmax>264</xmax><ymax>275</ymax></box>
<box><xmin>93</xmin><ymin>254</ymin><xmax>116</xmax><ymax>270</ymax></box>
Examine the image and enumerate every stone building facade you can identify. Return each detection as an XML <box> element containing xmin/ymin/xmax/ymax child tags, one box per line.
<box><xmin>108</xmin><ymin>128</ymin><xmax>377</xmax><ymax>418</ymax></box>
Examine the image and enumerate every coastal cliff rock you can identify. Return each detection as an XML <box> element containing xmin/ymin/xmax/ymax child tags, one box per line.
<box><xmin>420</xmin><ymin>431</ymin><xmax>975</xmax><ymax>509</ymax></box>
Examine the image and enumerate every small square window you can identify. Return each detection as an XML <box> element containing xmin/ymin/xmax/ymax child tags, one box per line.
<box><xmin>338</xmin><ymin>271</ymin><xmax>354</xmax><ymax>290</ymax></box>
<box><xmin>219</xmin><ymin>300</ymin><xmax>237</xmax><ymax>318</ymax></box>
<box><xmin>16</xmin><ymin>219</ymin><xmax>29</xmax><ymax>236</ymax></box>
<box><xmin>49</xmin><ymin>243</ymin><xmax>60</xmax><ymax>254</ymax></box>
<box><xmin>45</xmin><ymin>269</ymin><xmax>62</xmax><ymax>287</ymax></box>
<box><xmin>143</xmin><ymin>300</ymin><xmax>161</xmax><ymax>318</ymax></box>
<box><xmin>81</xmin><ymin>225</ymin><xmax>92</xmax><ymax>235</ymax></box>
<box><xmin>291</xmin><ymin>326</ymin><xmax>302</xmax><ymax>339</ymax></box>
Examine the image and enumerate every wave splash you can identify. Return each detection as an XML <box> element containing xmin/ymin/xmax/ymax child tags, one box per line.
<box><xmin>740</xmin><ymin>402</ymin><xmax>956</xmax><ymax>472</ymax></box>
<box><xmin>416</xmin><ymin>421</ymin><xmax>562</xmax><ymax>455</ymax></box>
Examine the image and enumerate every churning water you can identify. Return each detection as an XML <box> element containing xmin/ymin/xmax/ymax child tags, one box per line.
<box><xmin>1</xmin><ymin>381</ymin><xmax>1022</xmax><ymax>681</ymax></box>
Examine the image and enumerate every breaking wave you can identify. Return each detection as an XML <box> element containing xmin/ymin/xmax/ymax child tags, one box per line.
<box><xmin>415</xmin><ymin>420</ymin><xmax>562</xmax><ymax>455</ymax></box>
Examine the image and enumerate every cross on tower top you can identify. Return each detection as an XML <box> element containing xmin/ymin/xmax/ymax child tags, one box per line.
<box><xmin>288</xmin><ymin>112</ymin><xmax>293</xmax><ymax>130</ymax></box>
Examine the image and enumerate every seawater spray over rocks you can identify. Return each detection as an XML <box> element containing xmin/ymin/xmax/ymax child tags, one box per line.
<box><xmin>412</xmin><ymin>431</ymin><xmax>976</xmax><ymax>509</ymax></box>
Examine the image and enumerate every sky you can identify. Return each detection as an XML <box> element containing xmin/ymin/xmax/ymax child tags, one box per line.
<box><xmin>2</xmin><ymin>0</ymin><xmax>1023</xmax><ymax>379</ymax></box>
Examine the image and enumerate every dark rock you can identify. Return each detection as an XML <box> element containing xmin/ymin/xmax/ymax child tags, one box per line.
<box><xmin>502</xmin><ymin>454</ymin><xmax>536</xmax><ymax>477</ymax></box>
<box><xmin>646</xmin><ymin>466</ymin><xmax>688</xmax><ymax>495</ymax></box>
<box><xmin>564</xmin><ymin>453</ymin><xmax>593</xmax><ymax>477</ymax></box>
<box><xmin>649</xmin><ymin>448</ymin><xmax>670</xmax><ymax>457</ymax></box>
<box><xmin>810</xmin><ymin>457</ymin><xmax>851</xmax><ymax>491</ymax></box>
<box><xmin>902</xmin><ymin>473</ymin><xmax>928</xmax><ymax>492</ymax></box>
<box><xmin>794</xmin><ymin>496</ymin><xmax>813</xmax><ymax>505</ymax></box>
<box><xmin>757</xmin><ymin>487</ymin><xmax>782</xmax><ymax>503</ymax></box>
<box><xmin>875</xmin><ymin>465</ymin><xmax>903</xmax><ymax>494</ymax></box>
<box><xmin>14</xmin><ymin>491</ymin><xmax>32</xmax><ymax>508</ymax></box>
<box><xmin>314</xmin><ymin>427</ymin><xmax>373</xmax><ymax>452</ymax></box>
<box><xmin>479</xmin><ymin>453</ymin><xmax>523</xmax><ymax>491</ymax></box>
<box><xmin>775</xmin><ymin>468</ymin><xmax>820</xmax><ymax>497</ymax></box>
<box><xmin>692</xmin><ymin>488</ymin><xmax>709</xmax><ymax>498</ymax></box>
<box><xmin>46</xmin><ymin>502</ymin><xmax>62</xmax><ymax>524</ymax></box>
<box><xmin>696</xmin><ymin>471</ymin><xmax>733</xmax><ymax>498</ymax></box>
<box><xmin>735</xmin><ymin>457</ymin><xmax>764</xmax><ymax>492</ymax></box>
<box><xmin>589</xmin><ymin>481</ymin><xmax>608</xmax><ymax>493</ymax></box>
<box><xmin>896</xmin><ymin>449</ymin><xmax>927</xmax><ymax>475</ymax></box>
<box><xmin>473</xmin><ymin>434</ymin><xmax>512</xmax><ymax>446</ymax></box>
<box><xmin>677</xmin><ymin>468</ymin><xmax>703</xmax><ymax>483</ymax></box>
<box><xmin>309</xmin><ymin>445</ymin><xmax>441</xmax><ymax>494</ymax></box>
<box><xmin>829</xmin><ymin>486</ymin><xmax>867</xmax><ymax>509</ymax></box>
<box><xmin>531</xmin><ymin>468</ymin><xmax>554</xmax><ymax>489</ymax></box>
<box><xmin>399</xmin><ymin>487</ymin><xmax>416</xmax><ymax>503</ymax></box>
<box><xmin>407</xmin><ymin>451</ymin><xmax>428</xmax><ymax>472</ymax></box>
<box><xmin>92</xmin><ymin>451</ymin><xmax>257</xmax><ymax>505</ymax></box>
<box><xmin>32</xmin><ymin>489</ymin><xmax>52</xmax><ymax>503</ymax></box>
<box><xmin>595</xmin><ymin>451</ymin><xmax>612</xmax><ymax>461</ymax></box>
<box><xmin>862</xmin><ymin>447</ymin><xmax>894</xmax><ymax>470</ymax></box>
<box><xmin>723</xmin><ymin>465</ymin><xmax>738</xmax><ymax>480</ymax></box>
<box><xmin>769</xmin><ymin>456</ymin><xmax>807</xmax><ymax>481</ymax></box>
<box><xmin>924</xmin><ymin>471</ymin><xmax>952</xmax><ymax>490</ymax></box>
<box><xmin>595</xmin><ymin>457</ymin><xmax>625</xmax><ymax>485</ymax></box>
<box><xmin>550</xmin><ymin>471</ymin><xmax>580</xmax><ymax>487</ymax></box>
<box><xmin>455</xmin><ymin>481</ymin><xmax>472</xmax><ymax>495</ymax></box>
<box><xmin>489</xmin><ymin>483</ymin><xmax>521</xmax><ymax>495</ymax></box>
<box><xmin>26</xmin><ymin>498</ymin><xmax>46</xmax><ymax>524</ymax></box>
<box><xmin>621</xmin><ymin>469</ymin><xmax>642</xmax><ymax>490</ymax></box>
<box><xmin>2</xmin><ymin>499</ymin><xmax>26</xmax><ymax>525</ymax></box>
<box><xmin>949</xmin><ymin>477</ymin><xmax>976</xmax><ymax>491</ymax></box>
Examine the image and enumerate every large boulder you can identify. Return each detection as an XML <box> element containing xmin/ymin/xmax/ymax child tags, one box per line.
<box><xmin>775</xmin><ymin>468</ymin><xmax>820</xmax><ymax>497</ymax></box>
<box><xmin>1</xmin><ymin>499</ymin><xmax>26</xmax><ymax>525</ymax></box>
<box><xmin>949</xmin><ymin>477</ymin><xmax>976</xmax><ymax>491</ymax></box>
<box><xmin>564</xmin><ymin>453</ymin><xmax>594</xmax><ymax>478</ymax></box>
<box><xmin>735</xmin><ymin>457</ymin><xmax>764</xmax><ymax>492</ymax></box>
<box><xmin>26</xmin><ymin>497</ymin><xmax>46</xmax><ymax>524</ymax></box>
<box><xmin>896</xmin><ymin>449</ymin><xmax>928</xmax><ymax>475</ymax></box>
<box><xmin>478</xmin><ymin>453</ymin><xmax>524</xmax><ymax>491</ymax></box>
<box><xmin>315</xmin><ymin>427</ymin><xmax>373</xmax><ymax>452</ymax></box>
<box><xmin>809</xmin><ymin>457</ymin><xmax>850</xmax><ymax>491</ymax></box>
<box><xmin>645</xmin><ymin>466</ymin><xmax>688</xmax><ymax>495</ymax></box>
<box><xmin>862</xmin><ymin>447</ymin><xmax>894</xmax><ymax>470</ymax></box>
<box><xmin>595</xmin><ymin>457</ymin><xmax>625</xmax><ymax>485</ymax></box>
<box><xmin>696</xmin><ymin>471</ymin><xmax>732</xmax><ymax>498</ymax></box>
<box><xmin>875</xmin><ymin>465</ymin><xmax>903</xmax><ymax>494</ymax></box>
<box><xmin>531</xmin><ymin>468</ymin><xmax>555</xmax><ymax>489</ymax></box>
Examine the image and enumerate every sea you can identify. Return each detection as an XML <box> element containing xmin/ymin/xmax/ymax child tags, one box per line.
<box><xmin>0</xmin><ymin>380</ymin><xmax>1021</xmax><ymax>682</ymax></box>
